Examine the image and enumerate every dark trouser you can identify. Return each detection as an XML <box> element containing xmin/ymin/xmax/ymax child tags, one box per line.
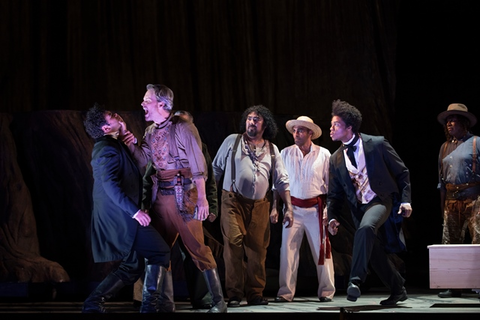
<box><xmin>110</xmin><ymin>224</ymin><xmax>170</xmax><ymax>285</ymax></box>
<box><xmin>350</xmin><ymin>197</ymin><xmax>404</xmax><ymax>294</ymax></box>
<box><xmin>220</xmin><ymin>190</ymin><xmax>270</xmax><ymax>301</ymax></box>
<box><xmin>83</xmin><ymin>225</ymin><xmax>170</xmax><ymax>313</ymax></box>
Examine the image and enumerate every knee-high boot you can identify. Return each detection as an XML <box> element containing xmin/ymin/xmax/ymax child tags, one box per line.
<box><xmin>157</xmin><ymin>269</ymin><xmax>176</xmax><ymax>313</ymax></box>
<box><xmin>203</xmin><ymin>268</ymin><xmax>227</xmax><ymax>313</ymax></box>
<box><xmin>82</xmin><ymin>273</ymin><xmax>125</xmax><ymax>313</ymax></box>
<box><xmin>140</xmin><ymin>264</ymin><xmax>167</xmax><ymax>313</ymax></box>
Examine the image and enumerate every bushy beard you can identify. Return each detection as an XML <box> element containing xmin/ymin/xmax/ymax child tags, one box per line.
<box><xmin>246</xmin><ymin>125</ymin><xmax>257</xmax><ymax>137</ymax></box>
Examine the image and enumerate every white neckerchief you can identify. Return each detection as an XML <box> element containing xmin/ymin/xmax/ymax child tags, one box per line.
<box><xmin>343</xmin><ymin>135</ymin><xmax>365</xmax><ymax>172</ymax></box>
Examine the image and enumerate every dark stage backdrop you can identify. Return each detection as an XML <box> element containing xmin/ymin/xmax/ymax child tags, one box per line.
<box><xmin>2</xmin><ymin>0</ymin><xmax>400</xmax><ymax>134</ymax></box>
<box><xmin>1</xmin><ymin>0</ymin><xmax>480</xmax><ymax>296</ymax></box>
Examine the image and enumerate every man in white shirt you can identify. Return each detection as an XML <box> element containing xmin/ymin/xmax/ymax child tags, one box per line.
<box><xmin>272</xmin><ymin>116</ymin><xmax>335</xmax><ymax>303</ymax></box>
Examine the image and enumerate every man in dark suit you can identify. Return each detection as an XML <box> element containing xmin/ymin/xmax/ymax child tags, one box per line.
<box><xmin>326</xmin><ymin>99</ymin><xmax>412</xmax><ymax>306</ymax></box>
<box><xmin>82</xmin><ymin>104</ymin><xmax>170</xmax><ymax>313</ymax></box>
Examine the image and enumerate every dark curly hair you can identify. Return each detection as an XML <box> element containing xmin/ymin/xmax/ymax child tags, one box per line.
<box><xmin>331</xmin><ymin>99</ymin><xmax>362</xmax><ymax>134</ymax></box>
<box><xmin>239</xmin><ymin>105</ymin><xmax>278</xmax><ymax>141</ymax></box>
<box><xmin>84</xmin><ymin>103</ymin><xmax>107</xmax><ymax>139</ymax></box>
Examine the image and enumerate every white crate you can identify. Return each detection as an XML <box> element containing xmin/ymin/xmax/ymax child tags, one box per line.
<box><xmin>428</xmin><ymin>244</ymin><xmax>480</xmax><ymax>289</ymax></box>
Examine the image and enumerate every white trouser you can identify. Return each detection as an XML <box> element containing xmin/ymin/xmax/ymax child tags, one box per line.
<box><xmin>277</xmin><ymin>205</ymin><xmax>335</xmax><ymax>301</ymax></box>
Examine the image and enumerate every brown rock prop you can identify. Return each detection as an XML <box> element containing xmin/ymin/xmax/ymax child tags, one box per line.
<box><xmin>0</xmin><ymin>113</ymin><xmax>69</xmax><ymax>283</ymax></box>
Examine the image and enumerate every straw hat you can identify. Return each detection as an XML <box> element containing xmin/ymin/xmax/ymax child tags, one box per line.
<box><xmin>285</xmin><ymin>116</ymin><xmax>322</xmax><ymax>139</ymax></box>
<box><xmin>437</xmin><ymin>103</ymin><xmax>477</xmax><ymax>127</ymax></box>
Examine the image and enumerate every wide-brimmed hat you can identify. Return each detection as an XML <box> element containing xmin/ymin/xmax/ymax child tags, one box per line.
<box><xmin>437</xmin><ymin>103</ymin><xmax>477</xmax><ymax>127</ymax></box>
<box><xmin>285</xmin><ymin>116</ymin><xmax>322</xmax><ymax>139</ymax></box>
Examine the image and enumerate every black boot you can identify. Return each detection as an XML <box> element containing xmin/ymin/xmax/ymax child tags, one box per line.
<box><xmin>181</xmin><ymin>244</ymin><xmax>212</xmax><ymax>309</ymax></box>
<box><xmin>203</xmin><ymin>268</ymin><xmax>227</xmax><ymax>313</ymax></box>
<box><xmin>157</xmin><ymin>269</ymin><xmax>175</xmax><ymax>313</ymax></box>
<box><xmin>438</xmin><ymin>289</ymin><xmax>462</xmax><ymax>298</ymax></box>
<box><xmin>82</xmin><ymin>273</ymin><xmax>125</xmax><ymax>313</ymax></box>
<box><xmin>140</xmin><ymin>264</ymin><xmax>167</xmax><ymax>313</ymax></box>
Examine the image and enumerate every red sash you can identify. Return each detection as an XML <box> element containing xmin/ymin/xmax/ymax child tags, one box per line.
<box><xmin>291</xmin><ymin>195</ymin><xmax>331</xmax><ymax>265</ymax></box>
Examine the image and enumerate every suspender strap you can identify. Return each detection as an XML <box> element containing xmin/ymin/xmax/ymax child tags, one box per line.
<box><xmin>168</xmin><ymin>119</ymin><xmax>183</xmax><ymax>169</ymax></box>
<box><xmin>230</xmin><ymin>133</ymin><xmax>276</xmax><ymax>193</ymax></box>
<box><xmin>268</xmin><ymin>140</ymin><xmax>275</xmax><ymax>189</ymax></box>
<box><xmin>473</xmin><ymin>136</ymin><xmax>477</xmax><ymax>174</ymax></box>
<box><xmin>230</xmin><ymin>134</ymin><xmax>242</xmax><ymax>192</ymax></box>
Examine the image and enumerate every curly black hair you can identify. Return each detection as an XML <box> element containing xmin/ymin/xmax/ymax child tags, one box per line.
<box><xmin>84</xmin><ymin>103</ymin><xmax>107</xmax><ymax>139</ymax></box>
<box><xmin>331</xmin><ymin>99</ymin><xmax>362</xmax><ymax>134</ymax></box>
<box><xmin>239</xmin><ymin>105</ymin><xmax>278</xmax><ymax>141</ymax></box>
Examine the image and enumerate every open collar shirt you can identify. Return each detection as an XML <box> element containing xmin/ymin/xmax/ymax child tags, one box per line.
<box><xmin>212</xmin><ymin>133</ymin><xmax>289</xmax><ymax>200</ymax></box>
<box><xmin>280</xmin><ymin>143</ymin><xmax>330</xmax><ymax>199</ymax></box>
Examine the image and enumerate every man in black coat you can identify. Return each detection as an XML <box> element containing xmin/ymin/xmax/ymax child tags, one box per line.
<box><xmin>82</xmin><ymin>104</ymin><xmax>170</xmax><ymax>313</ymax></box>
<box><xmin>326</xmin><ymin>100</ymin><xmax>412</xmax><ymax>306</ymax></box>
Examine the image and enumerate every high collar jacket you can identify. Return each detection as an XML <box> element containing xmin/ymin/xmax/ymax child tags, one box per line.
<box><xmin>90</xmin><ymin>135</ymin><xmax>143</xmax><ymax>263</ymax></box>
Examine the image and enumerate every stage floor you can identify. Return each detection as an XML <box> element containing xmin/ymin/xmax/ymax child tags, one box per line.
<box><xmin>1</xmin><ymin>287</ymin><xmax>479</xmax><ymax>319</ymax></box>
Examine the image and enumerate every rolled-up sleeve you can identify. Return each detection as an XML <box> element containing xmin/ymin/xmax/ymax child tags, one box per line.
<box><xmin>176</xmin><ymin>121</ymin><xmax>207</xmax><ymax>180</ymax></box>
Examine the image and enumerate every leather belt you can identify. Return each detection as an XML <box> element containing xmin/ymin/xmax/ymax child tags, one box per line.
<box><xmin>445</xmin><ymin>182</ymin><xmax>480</xmax><ymax>199</ymax></box>
<box><xmin>158</xmin><ymin>178</ymin><xmax>192</xmax><ymax>188</ymax></box>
